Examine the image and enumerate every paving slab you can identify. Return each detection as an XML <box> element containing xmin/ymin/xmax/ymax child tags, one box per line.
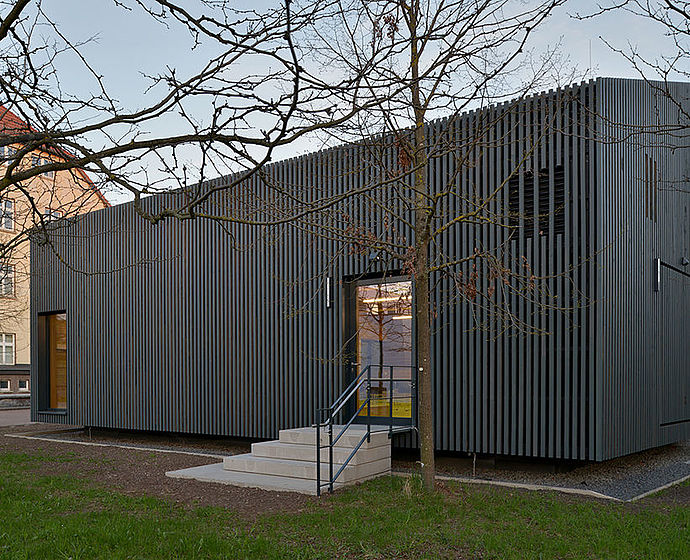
<box><xmin>0</xmin><ymin>408</ymin><xmax>31</xmax><ymax>427</ymax></box>
<box><xmin>166</xmin><ymin>462</ymin><xmax>328</xmax><ymax>495</ymax></box>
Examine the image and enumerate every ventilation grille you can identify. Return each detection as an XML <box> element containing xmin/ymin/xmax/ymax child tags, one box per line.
<box><xmin>508</xmin><ymin>165</ymin><xmax>565</xmax><ymax>237</ymax></box>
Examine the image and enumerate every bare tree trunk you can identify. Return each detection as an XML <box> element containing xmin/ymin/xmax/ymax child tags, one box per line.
<box><xmin>414</xmin><ymin>220</ymin><xmax>435</xmax><ymax>491</ymax></box>
<box><xmin>409</xmin><ymin>0</ymin><xmax>435</xmax><ymax>491</ymax></box>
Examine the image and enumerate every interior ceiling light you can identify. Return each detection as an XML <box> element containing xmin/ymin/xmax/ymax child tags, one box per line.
<box><xmin>391</xmin><ymin>315</ymin><xmax>413</xmax><ymax>320</ymax></box>
<box><xmin>362</xmin><ymin>295</ymin><xmax>412</xmax><ymax>304</ymax></box>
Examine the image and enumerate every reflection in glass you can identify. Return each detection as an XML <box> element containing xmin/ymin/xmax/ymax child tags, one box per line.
<box><xmin>356</xmin><ymin>280</ymin><xmax>412</xmax><ymax>419</ymax></box>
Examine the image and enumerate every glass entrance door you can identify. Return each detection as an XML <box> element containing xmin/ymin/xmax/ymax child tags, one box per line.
<box><xmin>355</xmin><ymin>279</ymin><xmax>413</xmax><ymax>421</ymax></box>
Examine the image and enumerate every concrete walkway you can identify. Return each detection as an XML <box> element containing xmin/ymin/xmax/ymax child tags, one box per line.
<box><xmin>0</xmin><ymin>408</ymin><xmax>31</xmax><ymax>427</ymax></box>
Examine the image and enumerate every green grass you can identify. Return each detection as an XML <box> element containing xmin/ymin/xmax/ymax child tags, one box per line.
<box><xmin>0</xmin><ymin>452</ymin><xmax>687</xmax><ymax>559</ymax></box>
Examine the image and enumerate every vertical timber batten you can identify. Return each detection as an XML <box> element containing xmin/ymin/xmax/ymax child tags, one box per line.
<box><xmin>30</xmin><ymin>78</ymin><xmax>690</xmax><ymax>461</ymax></box>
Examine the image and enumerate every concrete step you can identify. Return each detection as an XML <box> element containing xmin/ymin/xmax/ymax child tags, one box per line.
<box><xmin>166</xmin><ymin>462</ymin><xmax>390</xmax><ymax>495</ymax></box>
<box><xmin>167</xmin><ymin>424</ymin><xmax>396</xmax><ymax>494</ymax></box>
<box><xmin>166</xmin><ymin>462</ymin><xmax>337</xmax><ymax>495</ymax></box>
<box><xmin>251</xmin><ymin>440</ymin><xmax>390</xmax><ymax>465</ymax></box>
<box><xmin>223</xmin><ymin>453</ymin><xmax>391</xmax><ymax>483</ymax></box>
<box><xmin>278</xmin><ymin>426</ymin><xmax>391</xmax><ymax>448</ymax></box>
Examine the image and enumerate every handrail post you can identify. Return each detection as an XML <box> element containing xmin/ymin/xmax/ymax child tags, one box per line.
<box><xmin>366</xmin><ymin>365</ymin><xmax>371</xmax><ymax>443</ymax></box>
<box><xmin>389</xmin><ymin>365</ymin><xmax>394</xmax><ymax>438</ymax></box>
<box><xmin>316</xmin><ymin>413</ymin><xmax>321</xmax><ymax>497</ymax></box>
<box><xmin>328</xmin><ymin>416</ymin><xmax>334</xmax><ymax>493</ymax></box>
<box><xmin>410</xmin><ymin>366</ymin><xmax>419</xmax><ymax>430</ymax></box>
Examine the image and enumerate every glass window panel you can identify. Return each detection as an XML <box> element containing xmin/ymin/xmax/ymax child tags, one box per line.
<box><xmin>1</xmin><ymin>199</ymin><xmax>13</xmax><ymax>230</ymax></box>
<box><xmin>48</xmin><ymin>313</ymin><xmax>67</xmax><ymax>409</ymax></box>
<box><xmin>0</xmin><ymin>265</ymin><xmax>14</xmax><ymax>297</ymax></box>
<box><xmin>0</xmin><ymin>333</ymin><xmax>15</xmax><ymax>365</ymax></box>
<box><xmin>355</xmin><ymin>280</ymin><xmax>412</xmax><ymax>419</ymax></box>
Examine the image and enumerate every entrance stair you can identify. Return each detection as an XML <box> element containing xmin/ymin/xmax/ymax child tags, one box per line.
<box><xmin>166</xmin><ymin>425</ymin><xmax>393</xmax><ymax>495</ymax></box>
<box><xmin>166</xmin><ymin>364</ymin><xmax>416</xmax><ymax>495</ymax></box>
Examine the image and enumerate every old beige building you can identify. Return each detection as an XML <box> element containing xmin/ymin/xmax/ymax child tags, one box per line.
<box><xmin>0</xmin><ymin>107</ymin><xmax>109</xmax><ymax>399</ymax></box>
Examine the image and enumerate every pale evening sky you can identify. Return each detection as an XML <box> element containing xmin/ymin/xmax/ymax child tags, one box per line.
<box><xmin>34</xmin><ymin>1</ymin><xmax>685</xmax><ymax>204</ymax></box>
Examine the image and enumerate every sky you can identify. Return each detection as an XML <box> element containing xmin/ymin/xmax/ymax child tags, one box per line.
<box><xmin>30</xmin><ymin>1</ymin><xmax>685</xmax><ymax>204</ymax></box>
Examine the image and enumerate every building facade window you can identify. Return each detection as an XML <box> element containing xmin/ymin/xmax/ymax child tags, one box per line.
<box><xmin>0</xmin><ymin>198</ymin><xmax>13</xmax><ymax>231</ymax></box>
<box><xmin>0</xmin><ymin>264</ymin><xmax>15</xmax><ymax>297</ymax></box>
<box><xmin>31</xmin><ymin>155</ymin><xmax>55</xmax><ymax>178</ymax></box>
<box><xmin>0</xmin><ymin>333</ymin><xmax>15</xmax><ymax>365</ymax></box>
<box><xmin>0</xmin><ymin>146</ymin><xmax>16</xmax><ymax>163</ymax></box>
<box><xmin>0</xmin><ymin>380</ymin><xmax>9</xmax><ymax>392</ymax></box>
<box><xmin>41</xmin><ymin>313</ymin><xmax>67</xmax><ymax>410</ymax></box>
<box><xmin>43</xmin><ymin>160</ymin><xmax>55</xmax><ymax>179</ymax></box>
<box><xmin>44</xmin><ymin>208</ymin><xmax>63</xmax><ymax>221</ymax></box>
<box><xmin>18</xmin><ymin>379</ymin><xmax>29</xmax><ymax>392</ymax></box>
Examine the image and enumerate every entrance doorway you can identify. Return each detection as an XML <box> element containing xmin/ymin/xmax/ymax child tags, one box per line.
<box><xmin>350</xmin><ymin>278</ymin><xmax>414</xmax><ymax>423</ymax></box>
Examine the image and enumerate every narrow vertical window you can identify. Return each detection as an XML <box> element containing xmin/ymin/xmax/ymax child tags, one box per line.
<box><xmin>653</xmin><ymin>158</ymin><xmax>658</xmax><ymax>223</ymax></box>
<box><xmin>47</xmin><ymin>313</ymin><xmax>67</xmax><ymax>409</ymax></box>
<box><xmin>644</xmin><ymin>154</ymin><xmax>659</xmax><ymax>223</ymax></box>
<box><xmin>0</xmin><ymin>333</ymin><xmax>15</xmax><ymax>365</ymax></box>
<box><xmin>0</xmin><ymin>198</ymin><xmax>14</xmax><ymax>231</ymax></box>
<box><xmin>0</xmin><ymin>264</ymin><xmax>15</xmax><ymax>297</ymax></box>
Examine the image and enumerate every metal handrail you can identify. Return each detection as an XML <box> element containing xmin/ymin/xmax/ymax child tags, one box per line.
<box><xmin>315</xmin><ymin>364</ymin><xmax>417</xmax><ymax>496</ymax></box>
<box><xmin>327</xmin><ymin>363</ymin><xmax>365</xmax><ymax>412</ymax></box>
<box><xmin>329</xmin><ymin>377</ymin><xmax>368</xmax><ymax>420</ymax></box>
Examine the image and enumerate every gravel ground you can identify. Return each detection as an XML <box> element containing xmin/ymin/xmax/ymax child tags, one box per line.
<box><xmin>1</xmin><ymin>423</ymin><xmax>315</xmax><ymax>519</ymax></box>
<box><xmin>7</xmin><ymin>424</ymin><xmax>689</xmax><ymax>504</ymax></box>
<box><xmin>394</xmin><ymin>441</ymin><xmax>690</xmax><ymax>501</ymax></box>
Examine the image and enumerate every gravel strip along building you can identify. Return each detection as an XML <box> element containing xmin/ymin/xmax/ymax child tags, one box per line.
<box><xmin>30</xmin><ymin>78</ymin><xmax>690</xmax><ymax>463</ymax></box>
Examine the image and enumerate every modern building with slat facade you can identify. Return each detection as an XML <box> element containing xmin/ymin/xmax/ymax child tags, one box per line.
<box><xmin>30</xmin><ymin>78</ymin><xmax>690</xmax><ymax>462</ymax></box>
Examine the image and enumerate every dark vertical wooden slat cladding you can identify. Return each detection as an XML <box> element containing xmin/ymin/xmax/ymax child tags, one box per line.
<box><xmin>29</xmin><ymin>78</ymin><xmax>690</xmax><ymax>460</ymax></box>
<box><xmin>545</xmin><ymin>92</ymin><xmax>555</xmax><ymax>458</ymax></box>
<box><xmin>483</xmin><ymin>110</ymin><xmax>492</xmax><ymax>454</ymax></box>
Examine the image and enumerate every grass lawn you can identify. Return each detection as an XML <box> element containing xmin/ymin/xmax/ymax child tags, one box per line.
<box><xmin>0</xmin><ymin>451</ymin><xmax>687</xmax><ymax>559</ymax></box>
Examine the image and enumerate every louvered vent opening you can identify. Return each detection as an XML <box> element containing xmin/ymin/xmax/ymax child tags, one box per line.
<box><xmin>553</xmin><ymin>165</ymin><xmax>565</xmax><ymax>234</ymax></box>
<box><xmin>508</xmin><ymin>165</ymin><xmax>565</xmax><ymax>237</ymax></box>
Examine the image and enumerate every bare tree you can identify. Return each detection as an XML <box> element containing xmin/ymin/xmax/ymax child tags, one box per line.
<box><xmin>0</xmin><ymin>0</ymin><xmax>383</xmax><ymax>260</ymax></box>
<box><xmin>2</xmin><ymin>1</ymin><xmax>577</xmax><ymax>491</ymax></box>
<box><xmin>185</xmin><ymin>0</ymin><xmax>573</xmax><ymax>490</ymax></box>
<box><xmin>0</xmin><ymin>0</ymin><xmax>397</xmax><ymax>367</ymax></box>
<box><xmin>0</xmin><ymin>0</ymin><xmax>386</xmax><ymax>402</ymax></box>
<box><xmin>297</xmin><ymin>0</ymin><xmax>575</xmax><ymax>490</ymax></box>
